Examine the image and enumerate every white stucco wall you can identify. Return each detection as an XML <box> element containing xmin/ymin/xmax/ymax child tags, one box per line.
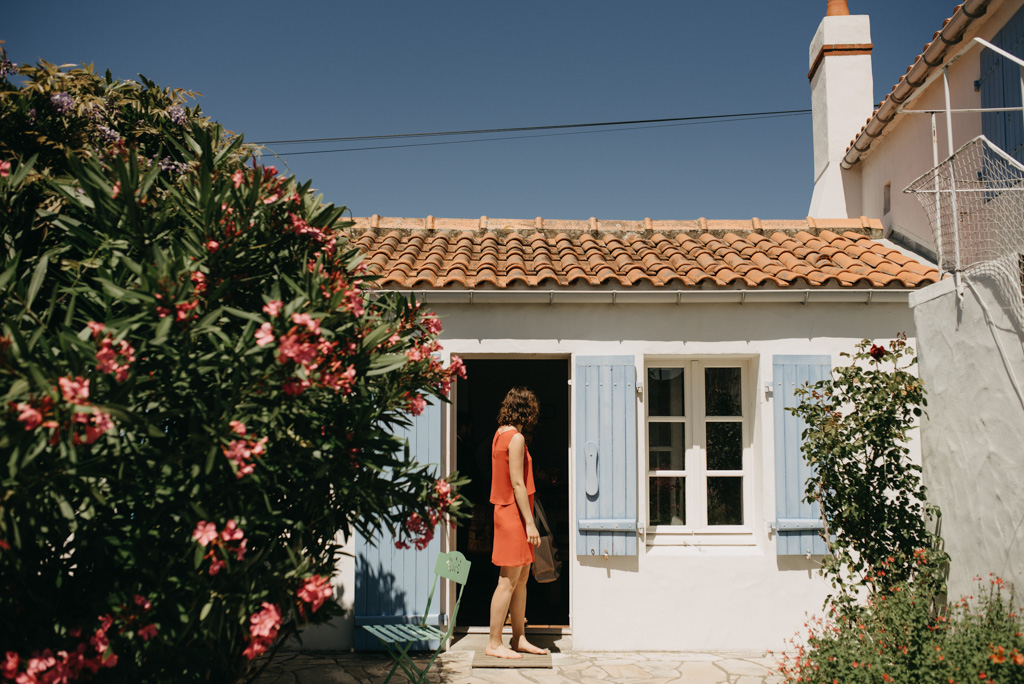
<box><xmin>302</xmin><ymin>298</ymin><xmax>922</xmax><ymax>653</ymax></box>
<box><xmin>910</xmin><ymin>277</ymin><xmax>1024</xmax><ymax>600</ymax></box>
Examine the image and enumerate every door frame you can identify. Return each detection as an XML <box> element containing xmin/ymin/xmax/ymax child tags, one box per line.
<box><xmin>444</xmin><ymin>352</ymin><xmax>573</xmax><ymax>636</ymax></box>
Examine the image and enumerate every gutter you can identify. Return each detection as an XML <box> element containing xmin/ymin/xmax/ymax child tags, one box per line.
<box><xmin>378</xmin><ymin>289</ymin><xmax>916</xmax><ymax>305</ymax></box>
<box><xmin>841</xmin><ymin>0</ymin><xmax>991</xmax><ymax>169</ymax></box>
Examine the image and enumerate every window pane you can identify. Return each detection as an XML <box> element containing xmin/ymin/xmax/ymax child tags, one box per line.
<box><xmin>707</xmin><ymin>477</ymin><xmax>743</xmax><ymax>525</ymax></box>
<box><xmin>705</xmin><ymin>367</ymin><xmax>742</xmax><ymax>416</ymax></box>
<box><xmin>648</xmin><ymin>423</ymin><xmax>685</xmax><ymax>470</ymax></box>
<box><xmin>650</xmin><ymin>477</ymin><xmax>685</xmax><ymax>526</ymax></box>
<box><xmin>706</xmin><ymin>422</ymin><xmax>742</xmax><ymax>470</ymax></box>
<box><xmin>649</xmin><ymin>368</ymin><xmax>684</xmax><ymax>417</ymax></box>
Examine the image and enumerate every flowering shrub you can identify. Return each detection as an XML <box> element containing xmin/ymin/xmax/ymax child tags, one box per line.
<box><xmin>776</xmin><ymin>575</ymin><xmax>1024</xmax><ymax>684</ymax></box>
<box><xmin>790</xmin><ymin>335</ymin><xmax>946</xmax><ymax>604</ymax></box>
<box><xmin>0</xmin><ymin>50</ymin><xmax>466</xmax><ymax>682</ymax></box>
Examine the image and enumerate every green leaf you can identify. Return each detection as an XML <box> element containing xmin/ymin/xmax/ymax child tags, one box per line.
<box><xmin>199</xmin><ymin>600</ymin><xmax>213</xmax><ymax>622</ymax></box>
<box><xmin>25</xmin><ymin>254</ymin><xmax>49</xmax><ymax>310</ymax></box>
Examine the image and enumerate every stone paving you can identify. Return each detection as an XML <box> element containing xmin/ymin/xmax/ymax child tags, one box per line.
<box><xmin>255</xmin><ymin>645</ymin><xmax>785</xmax><ymax>683</ymax></box>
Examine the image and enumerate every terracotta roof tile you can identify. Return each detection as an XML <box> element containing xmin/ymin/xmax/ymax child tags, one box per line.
<box><xmin>341</xmin><ymin>217</ymin><xmax>940</xmax><ymax>290</ymax></box>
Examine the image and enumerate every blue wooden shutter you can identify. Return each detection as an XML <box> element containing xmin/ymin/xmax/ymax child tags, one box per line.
<box><xmin>354</xmin><ymin>395</ymin><xmax>442</xmax><ymax>650</ymax></box>
<box><xmin>575</xmin><ymin>356</ymin><xmax>637</xmax><ymax>557</ymax></box>
<box><xmin>982</xmin><ymin>5</ymin><xmax>1024</xmax><ymax>163</ymax></box>
<box><xmin>772</xmin><ymin>355</ymin><xmax>831</xmax><ymax>556</ymax></box>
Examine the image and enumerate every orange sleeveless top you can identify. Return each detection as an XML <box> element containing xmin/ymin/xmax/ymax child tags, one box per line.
<box><xmin>489</xmin><ymin>428</ymin><xmax>536</xmax><ymax>505</ymax></box>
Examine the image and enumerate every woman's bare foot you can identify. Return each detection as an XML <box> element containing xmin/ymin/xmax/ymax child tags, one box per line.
<box><xmin>484</xmin><ymin>644</ymin><xmax>523</xmax><ymax>659</ymax></box>
<box><xmin>510</xmin><ymin>635</ymin><xmax>549</xmax><ymax>655</ymax></box>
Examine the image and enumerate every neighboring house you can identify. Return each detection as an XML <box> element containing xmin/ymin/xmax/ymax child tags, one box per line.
<box><xmin>811</xmin><ymin>0</ymin><xmax>1024</xmax><ymax>600</ymax></box>
<box><xmin>291</xmin><ymin>214</ymin><xmax>939</xmax><ymax>653</ymax></box>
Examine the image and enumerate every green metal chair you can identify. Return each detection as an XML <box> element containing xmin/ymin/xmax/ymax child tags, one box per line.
<box><xmin>361</xmin><ymin>550</ymin><xmax>471</xmax><ymax>684</ymax></box>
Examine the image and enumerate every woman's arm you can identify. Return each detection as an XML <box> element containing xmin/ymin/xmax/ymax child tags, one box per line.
<box><xmin>507</xmin><ymin>433</ymin><xmax>540</xmax><ymax>547</ymax></box>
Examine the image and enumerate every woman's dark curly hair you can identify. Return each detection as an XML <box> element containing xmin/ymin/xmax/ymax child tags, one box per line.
<box><xmin>496</xmin><ymin>387</ymin><xmax>539</xmax><ymax>431</ymax></box>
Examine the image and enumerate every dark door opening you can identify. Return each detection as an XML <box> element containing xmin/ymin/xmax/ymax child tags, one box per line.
<box><xmin>455</xmin><ymin>358</ymin><xmax>570</xmax><ymax>628</ymax></box>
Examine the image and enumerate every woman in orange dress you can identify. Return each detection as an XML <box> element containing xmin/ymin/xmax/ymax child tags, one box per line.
<box><xmin>485</xmin><ymin>387</ymin><xmax>549</xmax><ymax>659</ymax></box>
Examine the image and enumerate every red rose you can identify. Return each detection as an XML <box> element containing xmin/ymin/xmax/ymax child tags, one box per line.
<box><xmin>869</xmin><ymin>344</ymin><xmax>886</xmax><ymax>360</ymax></box>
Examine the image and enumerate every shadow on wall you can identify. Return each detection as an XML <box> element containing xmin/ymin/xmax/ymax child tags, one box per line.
<box><xmin>354</xmin><ymin>555</ymin><xmax>410</xmax><ymax>651</ymax></box>
<box><xmin>290</xmin><ymin>585</ymin><xmax>352</xmax><ymax>651</ymax></box>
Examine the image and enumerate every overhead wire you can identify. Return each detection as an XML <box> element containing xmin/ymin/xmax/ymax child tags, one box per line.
<box><xmin>252</xmin><ymin>109</ymin><xmax>810</xmax><ymax>157</ymax></box>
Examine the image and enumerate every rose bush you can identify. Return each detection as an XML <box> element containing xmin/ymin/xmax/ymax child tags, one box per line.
<box><xmin>0</xmin><ymin>50</ymin><xmax>466</xmax><ymax>682</ymax></box>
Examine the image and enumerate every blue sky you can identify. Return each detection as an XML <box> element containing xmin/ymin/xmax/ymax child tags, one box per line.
<box><xmin>8</xmin><ymin>1</ymin><xmax>955</xmax><ymax>221</ymax></box>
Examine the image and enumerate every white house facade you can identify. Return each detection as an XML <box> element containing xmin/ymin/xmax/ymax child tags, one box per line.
<box><xmin>294</xmin><ymin>216</ymin><xmax>940</xmax><ymax>652</ymax></box>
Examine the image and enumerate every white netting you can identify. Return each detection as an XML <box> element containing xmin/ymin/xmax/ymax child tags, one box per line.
<box><xmin>905</xmin><ymin>135</ymin><xmax>1024</xmax><ymax>332</ymax></box>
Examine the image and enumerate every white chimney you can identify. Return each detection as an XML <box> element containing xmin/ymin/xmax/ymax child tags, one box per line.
<box><xmin>808</xmin><ymin>0</ymin><xmax>874</xmax><ymax>217</ymax></box>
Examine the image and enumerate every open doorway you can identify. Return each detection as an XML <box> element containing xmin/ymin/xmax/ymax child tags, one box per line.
<box><xmin>454</xmin><ymin>358</ymin><xmax>570</xmax><ymax>629</ymax></box>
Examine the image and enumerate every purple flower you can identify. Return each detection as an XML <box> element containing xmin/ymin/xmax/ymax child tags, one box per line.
<box><xmin>168</xmin><ymin>106</ymin><xmax>186</xmax><ymax>126</ymax></box>
<box><xmin>157</xmin><ymin>156</ymin><xmax>188</xmax><ymax>175</ymax></box>
<box><xmin>0</xmin><ymin>58</ymin><xmax>16</xmax><ymax>79</ymax></box>
<box><xmin>50</xmin><ymin>91</ymin><xmax>74</xmax><ymax>115</ymax></box>
<box><xmin>97</xmin><ymin>126</ymin><xmax>121</xmax><ymax>144</ymax></box>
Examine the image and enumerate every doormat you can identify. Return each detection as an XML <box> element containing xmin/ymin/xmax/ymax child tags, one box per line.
<box><xmin>471</xmin><ymin>651</ymin><xmax>553</xmax><ymax>669</ymax></box>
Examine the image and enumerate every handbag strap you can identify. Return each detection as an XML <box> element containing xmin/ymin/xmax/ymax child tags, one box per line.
<box><xmin>534</xmin><ymin>499</ymin><xmax>552</xmax><ymax>537</ymax></box>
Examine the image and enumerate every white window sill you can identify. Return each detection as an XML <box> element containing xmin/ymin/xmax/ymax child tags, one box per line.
<box><xmin>645</xmin><ymin>527</ymin><xmax>758</xmax><ymax>549</ymax></box>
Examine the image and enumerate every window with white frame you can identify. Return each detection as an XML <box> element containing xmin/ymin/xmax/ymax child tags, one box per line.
<box><xmin>646</xmin><ymin>361</ymin><xmax>749</xmax><ymax>531</ymax></box>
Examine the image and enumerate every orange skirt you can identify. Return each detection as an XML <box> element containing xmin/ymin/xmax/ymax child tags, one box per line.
<box><xmin>492</xmin><ymin>494</ymin><xmax>535</xmax><ymax>567</ymax></box>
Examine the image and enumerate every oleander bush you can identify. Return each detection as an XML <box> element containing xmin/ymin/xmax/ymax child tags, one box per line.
<box><xmin>0</xmin><ymin>49</ymin><xmax>466</xmax><ymax>682</ymax></box>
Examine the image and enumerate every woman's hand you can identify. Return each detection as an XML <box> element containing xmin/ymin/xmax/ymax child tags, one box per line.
<box><xmin>525</xmin><ymin>521</ymin><xmax>541</xmax><ymax>547</ymax></box>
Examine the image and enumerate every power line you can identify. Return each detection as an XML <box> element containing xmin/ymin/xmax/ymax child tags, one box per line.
<box><xmin>255</xmin><ymin>110</ymin><xmax>810</xmax><ymax>157</ymax></box>
<box><xmin>249</xmin><ymin>109</ymin><xmax>810</xmax><ymax>146</ymax></box>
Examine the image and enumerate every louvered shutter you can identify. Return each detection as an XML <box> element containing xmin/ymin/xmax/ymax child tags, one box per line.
<box><xmin>981</xmin><ymin>5</ymin><xmax>1024</xmax><ymax>163</ymax></box>
<box><xmin>575</xmin><ymin>356</ymin><xmax>638</xmax><ymax>557</ymax></box>
<box><xmin>354</xmin><ymin>395</ymin><xmax>442</xmax><ymax>650</ymax></box>
<box><xmin>772</xmin><ymin>355</ymin><xmax>831</xmax><ymax>556</ymax></box>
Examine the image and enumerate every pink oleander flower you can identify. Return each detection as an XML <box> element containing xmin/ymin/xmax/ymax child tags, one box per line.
<box><xmin>282</xmin><ymin>379</ymin><xmax>310</xmax><ymax>396</ymax></box>
<box><xmin>58</xmin><ymin>376</ymin><xmax>90</xmax><ymax>405</ymax></box>
<box><xmin>255</xmin><ymin>322</ymin><xmax>275</xmax><ymax>347</ymax></box>
<box><xmin>277</xmin><ymin>333</ymin><xmax>318</xmax><ymax>366</ymax></box>
<box><xmin>138</xmin><ymin>623</ymin><xmax>158</xmax><ymax>641</ymax></box>
<box><xmin>133</xmin><ymin>595</ymin><xmax>151</xmax><ymax>611</ymax></box>
<box><xmin>191</xmin><ymin>270</ymin><xmax>208</xmax><ymax>294</ymax></box>
<box><xmin>15</xmin><ymin>402</ymin><xmax>42</xmax><ymax>430</ymax></box>
<box><xmin>234</xmin><ymin>538</ymin><xmax>248</xmax><ymax>561</ymax></box>
<box><xmin>111</xmin><ymin>181</ymin><xmax>120</xmax><ymax>199</ymax></box>
<box><xmin>0</xmin><ymin>160</ymin><xmax>11</xmax><ymax>178</ymax></box>
<box><xmin>345</xmin><ymin>288</ymin><xmax>364</xmax><ymax>317</ymax></box>
<box><xmin>224</xmin><ymin>439</ymin><xmax>255</xmax><ymax>478</ymax></box>
<box><xmin>221</xmin><ymin>519</ymin><xmax>245</xmax><ymax>542</ymax></box>
<box><xmin>229</xmin><ymin>420</ymin><xmax>246</xmax><ymax>435</ymax></box>
<box><xmin>448</xmin><ymin>354</ymin><xmax>467</xmax><ymax>379</ymax></box>
<box><xmin>251</xmin><ymin>436</ymin><xmax>268</xmax><ymax>457</ymax></box>
<box><xmin>232</xmin><ymin>169</ymin><xmax>244</xmax><ymax>188</ymax></box>
<box><xmin>175</xmin><ymin>300</ymin><xmax>198</xmax><ymax>322</ymax></box>
<box><xmin>96</xmin><ymin>338</ymin><xmax>135</xmax><ymax>382</ymax></box>
<box><xmin>206</xmin><ymin>240</ymin><xmax>220</xmax><ymax>252</ymax></box>
<box><xmin>249</xmin><ymin>602</ymin><xmax>282</xmax><ymax>639</ymax></box>
<box><xmin>425</xmin><ymin>317</ymin><xmax>442</xmax><ymax>335</ymax></box>
<box><xmin>407</xmin><ymin>394</ymin><xmax>427</xmax><ymax>416</ymax></box>
<box><xmin>297</xmin><ymin>575</ymin><xmax>334</xmax><ymax>613</ymax></box>
<box><xmin>87</xmin><ymin>321</ymin><xmax>105</xmax><ymax>339</ymax></box>
<box><xmin>83</xmin><ymin>411</ymin><xmax>114</xmax><ymax>444</ymax></box>
<box><xmin>2</xmin><ymin>651</ymin><xmax>18</xmax><ymax>679</ymax></box>
<box><xmin>435</xmin><ymin>479</ymin><xmax>451</xmax><ymax>499</ymax></box>
<box><xmin>406</xmin><ymin>346</ymin><xmax>427</xmax><ymax>363</ymax></box>
<box><xmin>208</xmin><ymin>556</ymin><xmax>226</xmax><ymax>576</ymax></box>
<box><xmin>291</xmin><ymin>312</ymin><xmax>321</xmax><ymax>334</ymax></box>
<box><xmin>192</xmin><ymin>521</ymin><xmax>218</xmax><ymax>547</ymax></box>
<box><xmin>262</xmin><ymin>300</ymin><xmax>283</xmax><ymax>317</ymax></box>
<box><xmin>322</xmin><ymin>365</ymin><xmax>356</xmax><ymax>394</ymax></box>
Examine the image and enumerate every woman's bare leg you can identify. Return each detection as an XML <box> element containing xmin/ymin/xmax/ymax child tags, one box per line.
<box><xmin>485</xmin><ymin>565</ymin><xmax>524</xmax><ymax>659</ymax></box>
<box><xmin>508</xmin><ymin>564</ymin><xmax>549</xmax><ymax>655</ymax></box>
